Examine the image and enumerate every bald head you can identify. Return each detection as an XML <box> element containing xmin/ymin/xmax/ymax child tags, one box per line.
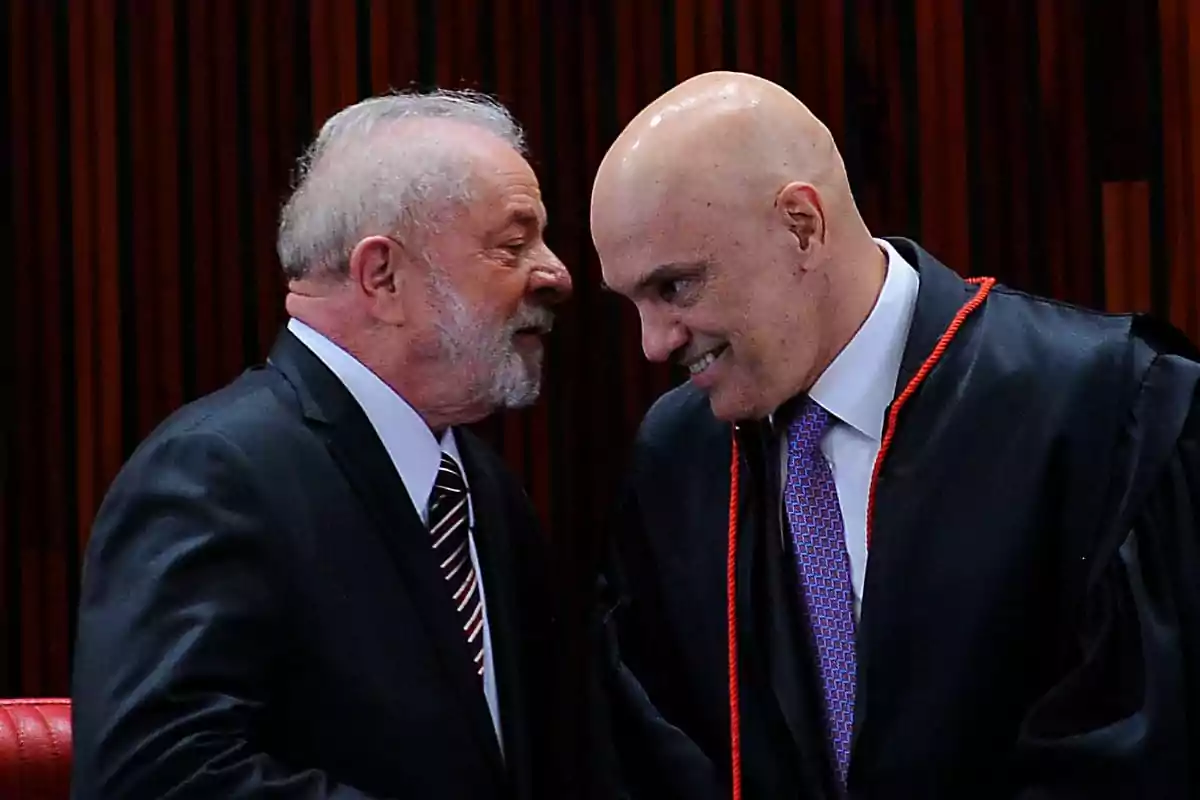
<box><xmin>592</xmin><ymin>72</ymin><xmax>859</xmax><ymax>251</ymax></box>
<box><xmin>590</xmin><ymin>72</ymin><xmax>884</xmax><ymax>421</ymax></box>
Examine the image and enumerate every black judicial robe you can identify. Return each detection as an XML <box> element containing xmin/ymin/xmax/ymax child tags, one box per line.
<box><xmin>597</xmin><ymin>238</ymin><xmax>1200</xmax><ymax>799</ymax></box>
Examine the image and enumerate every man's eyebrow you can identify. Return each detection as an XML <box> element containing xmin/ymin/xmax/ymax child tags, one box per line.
<box><xmin>511</xmin><ymin>207</ymin><xmax>546</xmax><ymax>228</ymax></box>
<box><xmin>632</xmin><ymin>260</ymin><xmax>709</xmax><ymax>294</ymax></box>
<box><xmin>492</xmin><ymin>207</ymin><xmax>545</xmax><ymax>237</ymax></box>
<box><xmin>599</xmin><ymin>260</ymin><xmax>709</xmax><ymax>295</ymax></box>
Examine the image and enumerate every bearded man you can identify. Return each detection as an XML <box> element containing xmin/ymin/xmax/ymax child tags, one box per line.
<box><xmin>71</xmin><ymin>90</ymin><xmax>574</xmax><ymax>800</ymax></box>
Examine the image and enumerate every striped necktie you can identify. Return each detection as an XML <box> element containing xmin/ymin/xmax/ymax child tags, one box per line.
<box><xmin>427</xmin><ymin>452</ymin><xmax>485</xmax><ymax>679</ymax></box>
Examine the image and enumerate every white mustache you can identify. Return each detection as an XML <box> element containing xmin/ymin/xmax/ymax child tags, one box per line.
<box><xmin>509</xmin><ymin>305</ymin><xmax>554</xmax><ymax>335</ymax></box>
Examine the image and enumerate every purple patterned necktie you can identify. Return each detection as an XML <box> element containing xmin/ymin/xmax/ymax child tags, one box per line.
<box><xmin>784</xmin><ymin>398</ymin><xmax>857</xmax><ymax>785</ymax></box>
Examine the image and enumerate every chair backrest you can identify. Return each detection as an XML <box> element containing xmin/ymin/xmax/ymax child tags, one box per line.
<box><xmin>0</xmin><ymin>698</ymin><xmax>72</xmax><ymax>799</ymax></box>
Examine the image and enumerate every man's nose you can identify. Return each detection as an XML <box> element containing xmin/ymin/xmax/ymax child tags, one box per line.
<box><xmin>527</xmin><ymin>248</ymin><xmax>573</xmax><ymax>306</ymax></box>
<box><xmin>640</xmin><ymin>310</ymin><xmax>688</xmax><ymax>364</ymax></box>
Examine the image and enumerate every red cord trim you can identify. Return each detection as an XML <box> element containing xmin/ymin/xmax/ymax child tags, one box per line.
<box><xmin>724</xmin><ymin>276</ymin><xmax>995</xmax><ymax>799</ymax></box>
<box><xmin>866</xmin><ymin>276</ymin><xmax>995</xmax><ymax>549</ymax></box>
<box><xmin>726</xmin><ymin>433</ymin><xmax>742</xmax><ymax>800</ymax></box>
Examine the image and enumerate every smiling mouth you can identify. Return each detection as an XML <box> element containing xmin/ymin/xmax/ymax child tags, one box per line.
<box><xmin>686</xmin><ymin>344</ymin><xmax>729</xmax><ymax>376</ymax></box>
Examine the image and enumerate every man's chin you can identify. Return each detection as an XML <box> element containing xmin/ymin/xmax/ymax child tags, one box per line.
<box><xmin>705</xmin><ymin>384</ymin><xmax>766</xmax><ymax>423</ymax></box>
<box><xmin>502</xmin><ymin>386</ymin><xmax>541</xmax><ymax>410</ymax></box>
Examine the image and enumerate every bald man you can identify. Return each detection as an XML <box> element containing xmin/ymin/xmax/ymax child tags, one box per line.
<box><xmin>590</xmin><ymin>72</ymin><xmax>1200</xmax><ymax>799</ymax></box>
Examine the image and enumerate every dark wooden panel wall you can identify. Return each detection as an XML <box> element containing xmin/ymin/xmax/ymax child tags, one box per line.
<box><xmin>3</xmin><ymin>0</ymin><xmax>1197</xmax><ymax>706</ymax></box>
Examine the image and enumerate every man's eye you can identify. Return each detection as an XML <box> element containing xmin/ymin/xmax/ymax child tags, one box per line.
<box><xmin>660</xmin><ymin>278</ymin><xmax>692</xmax><ymax>304</ymax></box>
<box><xmin>504</xmin><ymin>241</ymin><xmax>525</xmax><ymax>253</ymax></box>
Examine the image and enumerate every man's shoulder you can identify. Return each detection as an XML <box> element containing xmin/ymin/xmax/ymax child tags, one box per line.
<box><xmin>982</xmin><ymin>284</ymin><xmax>1198</xmax><ymax>383</ymax></box>
<box><xmin>633</xmin><ymin>382</ymin><xmax>728</xmax><ymax>462</ymax></box>
<box><xmin>126</xmin><ymin>365</ymin><xmax>302</xmax><ymax>469</ymax></box>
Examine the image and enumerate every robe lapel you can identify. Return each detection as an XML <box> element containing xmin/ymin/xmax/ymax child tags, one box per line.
<box><xmin>734</xmin><ymin>422</ymin><xmax>838</xmax><ymax>794</ymax></box>
<box><xmin>855</xmin><ymin>240</ymin><xmax>985</xmax><ymax>769</ymax></box>
<box><xmin>885</xmin><ymin>237</ymin><xmax>980</xmax><ymax>395</ymax></box>
<box><xmin>267</xmin><ymin>331</ymin><xmax>506</xmax><ymax>780</ymax></box>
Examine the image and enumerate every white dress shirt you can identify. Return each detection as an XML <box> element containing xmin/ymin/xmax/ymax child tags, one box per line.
<box><xmin>779</xmin><ymin>239</ymin><xmax>920</xmax><ymax>619</ymax></box>
<box><xmin>287</xmin><ymin>318</ymin><xmax>504</xmax><ymax>753</ymax></box>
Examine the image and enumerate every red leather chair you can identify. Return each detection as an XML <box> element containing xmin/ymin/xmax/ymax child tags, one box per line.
<box><xmin>0</xmin><ymin>698</ymin><xmax>71</xmax><ymax>799</ymax></box>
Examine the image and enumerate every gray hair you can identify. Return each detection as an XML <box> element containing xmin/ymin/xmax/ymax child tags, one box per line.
<box><xmin>276</xmin><ymin>89</ymin><xmax>526</xmax><ymax>280</ymax></box>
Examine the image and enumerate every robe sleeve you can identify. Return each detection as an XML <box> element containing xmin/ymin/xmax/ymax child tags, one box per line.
<box><xmin>588</xmin><ymin>480</ymin><xmax>727</xmax><ymax>800</ymax></box>
<box><xmin>1012</xmin><ymin>352</ymin><xmax>1200</xmax><ymax>798</ymax></box>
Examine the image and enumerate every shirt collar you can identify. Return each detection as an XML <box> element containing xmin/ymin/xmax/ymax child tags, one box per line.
<box><xmin>807</xmin><ymin>238</ymin><xmax>920</xmax><ymax>441</ymax></box>
<box><xmin>287</xmin><ymin>318</ymin><xmax>470</xmax><ymax>524</ymax></box>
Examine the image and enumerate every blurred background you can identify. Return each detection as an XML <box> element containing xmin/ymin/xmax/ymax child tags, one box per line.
<box><xmin>3</xmin><ymin>0</ymin><xmax>1199</xmax><ymax>775</ymax></box>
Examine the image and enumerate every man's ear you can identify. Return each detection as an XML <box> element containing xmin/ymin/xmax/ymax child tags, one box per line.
<box><xmin>348</xmin><ymin>235</ymin><xmax>408</xmax><ymax>324</ymax></box>
<box><xmin>775</xmin><ymin>182</ymin><xmax>826</xmax><ymax>258</ymax></box>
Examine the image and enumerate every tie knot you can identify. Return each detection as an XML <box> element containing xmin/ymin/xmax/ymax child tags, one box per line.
<box><xmin>434</xmin><ymin>453</ymin><xmax>467</xmax><ymax>496</ymax></box>
<box><xmin>787</xmin><ymin>398</ymin><xmax>832</xmax><ymax>455</ymax></box>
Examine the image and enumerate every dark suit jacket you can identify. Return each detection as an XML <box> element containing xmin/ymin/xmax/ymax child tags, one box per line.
<box><xmin>71</xmin><ymin>330</ymin><xmax>563</xmax><ymax>799</ymax></box>
<box><xmin>600</xmin><ymin>240</ymin><xmax>1200</xmax><ymax>798</ymax></box>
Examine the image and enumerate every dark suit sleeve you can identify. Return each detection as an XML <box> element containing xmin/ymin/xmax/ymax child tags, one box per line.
<box><xmin>591</xmin><ymin>481</ymin><xmax>725</xmax><ymax>800</ymax></box>
<box><xmin>71</xmin><ymin>429</ymin><xmax>381</xmax><ymax>799</ymax></box>
<box><xmin>1011</xmin><ymin>365</ymin><xmax>1200</xmax><ymax>798</ymax></box>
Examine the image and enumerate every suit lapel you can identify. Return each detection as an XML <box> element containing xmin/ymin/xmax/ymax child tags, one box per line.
<box><xmin>458</xmin><ymin>434</ymin><xmax>531</xmax><ymax>796</ymax></box>
<box><xmin>267</xmin><ymin>331</ymin><xmax>506</xmax><ymax>779</ymax></box>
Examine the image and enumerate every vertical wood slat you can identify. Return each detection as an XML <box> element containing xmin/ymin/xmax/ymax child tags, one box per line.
<box><xmin>67</xmin><ymin>0</ymin><xmax>96</xmax><ymax>556</ymax></box>
<box><xmin>1037</xmin><ymin>0</ymin><xmax>1092</xmax><ymax>307</ymax></box>
<box><xmin>129</xmin><ymin>1</ymin><xmax>159</xmax><ymax>437</ymax></box>
<box><xmin>489</xmin><ymin>0</ymin><xmax>515</xmax><ymax>103</ymax></box>
<box><xmin>1160</xmin><ymin>0</ymin><xmax>1200</xmax><ymax>342</ymax></box>
<box><xmin>154</xmin><ymin>0</ymin><xmax>183</xmax><ymax>413</ymax></box>
<box><xmin>675</xmin><ymin>0</ymin><xmax>697</xmax><ymax>79</ymax></box>
<box><xmin>68</xmin><ymin>0</ymin><xmax>124</xmax><ymax>549</ymax></box>
<box><xmin>697</xmin><ymin>0</ymin><xmax>723</xmax><ymax>70</ymax></box>
<box><xmin>455</xmin><ymin>0</ymin><xmax>482</xmax><ymax>88</ymax></box>
<box><xmin>915</xmin><ymin>0</ymin><xmax>969</xmax><ymax>273</ymax></box>
<box><xmin>848</xmin><ymin>1</ymin><xmax>910</xmax><ymax>235</ymax></box>
<box><xmin>965</xmin><ymin>2</ymin><xmax>1042</xmax><ymax>288</ymax></box>
<box><xmin>734</xmin><ymin>0</ymin><xmax>757</xmax><ymax>73</ymax></box>
<box><xmin>821</xmin><ymin>1</ymin><xmax>846</xmax><ymax>148</ymax></box>
<box><xmin>1102</xmin><ymin>181</ymin><xmax>1153</xmax><ymax>313</ymax></box>
<box><xmin>187</xmin><ymin>1</ymin><xmax>217</xmax><ymax>395</ymax></box>
<box><xmin>434</xmin><ymin>0</ymin><xmax>458</xmax><ymax>88</ymax></box>
<box><xmin>1185</xmin><ymin>0</ymin><xmax>1200</xmax><ymax>343</ymax></box>
<box><xmin>10</xmin><ymin>0</ymin><xmax>41</xmax><ymax>694</ymax></box>
<box><xmin>1002</xmin><ymin>0</ymin><xmax>1033</xmax><ymax>291</ymax></box>
<box><xmin>212</xmin><ymin>0</ymin><xmax>243</xmax><ymax>379</ymax></box>
<box><xmin>92</xmin><ymin>0</ymin><xmax>123</xmax><ymax>491</ymax></box>
<box><xmin>247</xmin><ymin>0</ymin><xmax>276</xmax><ymax>360</ymax></box>
<box><xmin>31</xmin><ymin>0</ymin><xmax>69</xmax><ymax>693</ymax></box>
<box><xmin>3</xmin><ymin>0</ymin><xmax>26</xmax><ymax>695</ymax></box>
<box><xmin>310</xmin><ymin>0</ymin><xmax>359</xmax><ymax>125</ymax></box>
<box><xmin>760</xmin><ymin>0</ymin><xmax>783</xmax><ymax>83</ymax></box>
<box><xmin>268</xmin><ymin>0</ymin><xmax>300</xmax><ymax>341</ymax></box>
